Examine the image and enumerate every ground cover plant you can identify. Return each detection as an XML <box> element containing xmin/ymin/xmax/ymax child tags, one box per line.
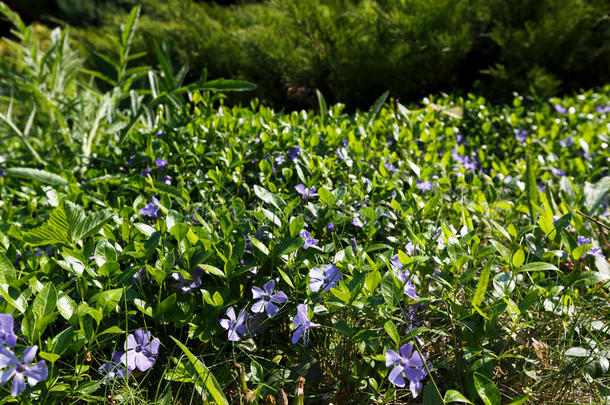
<box><xmin>1</xmin><ymin>5</ymin><xmax>610</xmax><ymax>404</ymax></box>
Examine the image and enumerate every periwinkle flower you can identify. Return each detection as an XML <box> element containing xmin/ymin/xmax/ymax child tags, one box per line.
<box><xmin>0</xmin><ymin>346</ymin><xmax>48</xmax><ymax>397</ymax></box>
<box><xmin>291</xmin><ymin>304</ymin><xmax>318</xmax><ymax>345</ymax></box>
<box><xmin>326</xmin><ymin>222</ymin><xmax>335</xmax><ymax>232</ymax></box>
<box><xmin>155</xmin><ymin>130</ymin><xmax>163</xmax><ymax>138</ymax></box>
<box><xmin>140</xmin><ymin>167</ymin><xmax>152</xmax><ymax>177</ymax></box>
<box><xmin>554</xmin><ymin>104</ymin><xmax>567</xmax><ymax>114</ymax></box>
<box><xmin>551</xmin><ymin>168</ymin><xmax>566</xmax><ymax>177</ymax></box>
<box><xmin>121</xmin><ymin>330</ymin><xmax>160</xmax><ymax>372</ymax></box>
<box><xmin>220</xmin><ymin>307</ymin><xmax>247</xmax><ymax>341</ymax></box>
<box><xmin>170</xmin><ymin>268</ymin><xmax>204</xmax><ymax>294</ymax></box>
<box><xmin>514</xmin><ymin>129</ymin><xmax>528</xmax><ymax>142</ymax></box>
<box><xmin>125</xmin><ymin>156</ymin><xmax>136</xmax><ymax>168</ymax></box>
<box><xmin>300</xmin><ymin>230</ymin><xmax>322</xmax><ymax>250</ymax></box>
<box><xmin>390</xmin><ymin>255</ymin><xmax>419</xmax><ymax>300</ymax></box>
<box><xmin>559</xmin><ymin>137</ymin><xmax>573</xmax><ymax>148</ymax></box>
<box><xmin>295</xmin><ymin>184</ymin><xmax>317</xmax><ymax>199</ymax></box>
<box><xmin>275</xmin><ymin>155</ymin><xmax>286</xmax><ymax>165</ymax></box>
<box><xmin>342</xmin><ymin>139</ymin><xmax>349</xmax><ymax>147</ymax></box>
<box><xmin>352</xmin><ymin>216</ymin><xmax>365</xmax><ymax>228</ymax></box>
<box><xmin>287</xmin><ymin>146</ymin><xmax>301</xmax><ymax>160</ymax></box>
<box><xmin>416</xmin><ymin>180</ymin><xmax>434</xmax><ymax>194</ymax></box>
<box><xmin>308</xmin><ymin>264</ymin><xmax>342</xmax><ymax>292</ymax></box>
<box><xmin>577</xmin><ymin>236</ymin><xmax>605</xmax><ymax>259</ymax></box>
<box><xmin>162</xmin><ymin>175</ymin><xmax>172</xmax><ymax>185</ymax></box>
<box><xmin>251</xmin><ymin>280</ymin><xmax>287</xmax><ymax>318</ymax></box>
<box><xmin>34</xmin><ymin>249</ymin><xmax>42</xmax><ymax>257</ymax></box>
<box><xmin>385</xmin><ymin>343</ymin><xmax>427</xmax><ymax>397</ymax></box>
<box><xmin>155</xmin><ymin>158</ymin><xmax>168</xmax><ymax>168</ymax></box>
<box><xmin>456</xmin><ymin>133</ymin><xmax>465</xmax><ymax>144</ymax></box>
<box><xmin>596</xmin><ymin>105</ymin><xmax>610</xmax><ymax>113</ymax></box>
<box><xmin>139</xmin><ymin>197</ymin><xmax>160</xmax><ymax>218</ymax></box>
<box><xmin>0</xmin><ymin>315</ymin><xmax>17</xmax><ymax>347</ymax></box>
<box><xmin>405</xmin><ymin>241</ymin><xmax>416</xmax><ymax>256</ymax></box>
<box><xmin>99</xmin><ymin>351</ymin><xmax>129</xmax><ymax>381</ymax></box>
<box><xmin>336</xmin><ymin>148</ymin><xmax>346</xmax><ymax>162</ymax></box>
<box><xmin>384</xmin><ymin>161</ymin><xmax>397</xmax><ymax>175</ymax></box>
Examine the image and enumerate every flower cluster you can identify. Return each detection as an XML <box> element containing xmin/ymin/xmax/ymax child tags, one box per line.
<box><xmin>0</xmin><ymin>315</ymin><xmax>48</xmax><ymax>397</ymax></box>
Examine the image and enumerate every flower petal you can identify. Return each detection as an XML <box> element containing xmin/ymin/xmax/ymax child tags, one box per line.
<box><xmin>266</xmin><ymin>302</ymin><xmax>279</xmax><ymax>318</ymax></box>
<box><xmin>251</xmin><ymin>299</ymin><xmax>266</xmax><ymax>313</ymax></box>
<box><xmin>24</xmin><ymin>361</ymin><xmax>47</xmax><ymax>385</ymax></box>
<box><xmin>11</xmin><ymin>372</ymin><xmax>25</xmax><ymax>397</ymax></box>
<box><xmin>385</xmin><ymin>350</ymin><xmax>400</xmax><ymax>368</ymax></box>
<box><xmin>398</xmin><ymin>343</ymin><xmax>413</xmax><ymax>359</ymax></box>
<box><xmin>134</xmin><ymin>330</ymin><xmax>150</xmax><ymax>347</ymax></box>
<box><xmin>251</xmin><ymin>286</ymin><xmax>266</xmax><ymax>300</ymax></box>
<box><xmin>270</xmin><ymin>291</ymin><xmax>287</xmax><ymax>304</ymax></box>
<box><xmin>410</xmin><ymin>380</ymin><xmax>423</xmax><ymax>398</ymax></box>
<box><xmin>0</xmin><ymin>348</ymin><xmax>19</xmax><ymax>369</ymax></box>
<box><xmin>20</xmin><ymin>346</ymin><xmax>37</xmax><ymax>365</ymax></box>
<box><xmin>291</xmin><ymin>327</ymin><xmax>304</xmax><ymax>344</ymax></box>
<box><xmin>125</xmin><ymin>334</ymin><xmax>137</xmax><ymax>351</ymax></box>
<box><xmin>135</xmin><ymin>353</ymin><xmax>155</xmax><ymax>372</ymax></box>
<box><xmin>404</xmin><ymin>366</ymin><xmax>427</xmax><ymax>383</ymax></box>
<box><xmin>0</xmin><ymin>368</ymin><xmax>15</xmax><ymax>385</ymax></box>
<box><xmin>388</xmin><ymin>365</ymin><xmax>406</xmax><ymax>387</ymax></box>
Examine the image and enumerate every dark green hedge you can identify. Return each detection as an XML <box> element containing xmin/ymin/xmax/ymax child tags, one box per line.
<box><xmin>19</xmin><ymin>0</ymin><xmax>610</xmax><ymax>109</ymax></box>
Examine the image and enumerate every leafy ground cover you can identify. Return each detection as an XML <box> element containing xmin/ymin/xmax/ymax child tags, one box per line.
<box><xmin>1</xmin><ymin>5</ymin><xmax>610</xmax><ymax>405</ymax></box>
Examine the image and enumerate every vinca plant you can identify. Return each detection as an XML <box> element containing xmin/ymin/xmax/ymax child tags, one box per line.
<box><xmin>0</xmin><ymin>3</ymin><xmax>609</xmax><ymax>404</ymax></box>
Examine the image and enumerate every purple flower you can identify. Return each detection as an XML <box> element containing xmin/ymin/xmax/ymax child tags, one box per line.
<box><xmin>559</xmin><ymin>137</ymin><xmax>573</xmax><ymax>148</ymax></box>
<box><xmin>121</xmin><ymin>330</ymin><xmax>160</xmax><ymax>372</ymax></box>
<box><xmin>245</xmin><ymin>314</ymin><xmax>268</xmax><ymax>337</ymax></box>
<box><xmin>125</xmin><ymin>156</ymin><xmax>136</xmax><ymax>168</ymax></box>
<box><xmin>34</xmin><ymin>248</ymin><xmax>42</xmax><ymax>257</ymax></box>
<box><xmin>291</xmin><ymin>304</ymin><xmax>318</xmax><ymax>345</ymax></box>
<box><xmin>162</xmin><ymin>175</ymin><xmax>172</xmax><ymax>185</ymax></box>
<box><xmin>139</xmin><ymin>197</ymin><xmax>160</xmax><ymax>218</ymax></box>
<box><xmin>514</xmin><ymin>129</ymin><xmax>528</xmax><ymax>142</ymax></box>
<box><xmin>390</xmin><ymin>255</ymin><xmax>419</xmax><ymax>300</ymax></box>
<box><xmin>295</xmin><ymin>184</ymin><xmax>317</xmax><ymax>199</ymax></box>
<box><xmin>309</xmin><ymin>264</ymin><xmax>342</xmax><ymax>292</ymax></box>
<box><xmin>275</xmin><ymin>155</ymin><xmax>285</xmax><ymax>165</ymax></box>
<box><xmin>300</xmin><ymin>230</ymin><xmax>322</xmax><ymax>250</ymax></box>
<box><xmin>287</xmin><ymin>146</ymin><xmax>301</xmax><ymax>160</ymax></box>
<box><xmin>537</xmin><ymin>182</ymin><xmax>546</xmax><ymax>193</ymax></box>
<box><xmin>155</xmin><ymin>158</ymin><xmax>168</xmax><ymax>168</ymax></box>
<box><xmin>385</xmin><ymin>343</ymin><xmax>427</xmax><ymax>397</ymax></box>
<box><xmin>384</xmin><ymin>161</ymin><xmax>398</xmax><ymax>175</ymax></box>
<box><xmin>251</xmin><ymin>280</ymin><xmax>287</xmax><ymax>318</ymax></box>
<box><xmin>578</xmin><ymin>236</ymin><xmax>605</xmax><ymax>259</ymax></box>
<box><xmin>0</xmin><ymin>346</ymin><xmax>48</xmax><ymax>397</ymax></box>
<box><xmin>554</xmin><ymin>104</ymin><xmax>567</xmax><ymax>114</ymax></box>
<box><xmin>452</xmin><ymin>150</ymin><xmax>478</xmax><ymax>170</ymax></box>
<box><xmin>326</xmin><ymin>222</ymin><xmax>335</xmax><ymax>232</ymax></box>
<box><xmin>44</xmin><ymin>246</ymin><xmax>54</xmax><ymax>257</ymax></box>
<box><xmin>170</xmin><ymin>268</ymin><xmax>204</xmax><ymax>294</ymax></box>
<box><xmin>0</xmin><ymin>315</ymin><xmax>17</xmax><ymax>348</ymax></box>
<box><xmin>140</xmin><ymin>167</ymin><xmax>152</xmax><ymax>177</ymax></box>
<box><xmin>155</xmin><ymin>130</ymin><xmax>163</xmax><ymax>138</ymax></box>
<box><xmin>551</xmin><ymin>168</ymin><xmax>566</xmax><ymax>177</ymax></box>
<box><xmin>456</xmin><ymin>133</ymin><xmax>465</xmax><ymax>144</ymax></box>
<box><xmin>349</xmin><ymin>237</ymin><xmax>358</xmax><ymax>253</ymax></box>
<box><xmin>132</xmin><ymin>266</ymin><xmax>146</xmax><ymax>283</ymax></box>
<box><xmin>220</xmin><ymin>307</ymin><xmax>247</xmax><ymax>341</ymax></box>
<box><xmin>596</xmin><ymin>105</ymin><xmax>610</xmax><ymax>113</ymax></box>
<box><xmin>352</xmin><ymin>216</ymin><xmax>365</xmax><ymax>228</ymax></box>
<box><xmin>416</xmin><ymin>180</ymin><xmax>435</xmax><ymax>193</ymax></box>
<box><xmin>405</xmin><ymin>241</ymin><xmax>416</xmax><ymax>255</ymax></box>
<box><xmin>336</xmin><ymin>148</ymin><xmax>346</xmax><ymax>162</ymax></box>
<box><xmin>99</xmin><ymin>351</ymin><xmax>129</xmax><ymax>381</ymax></box>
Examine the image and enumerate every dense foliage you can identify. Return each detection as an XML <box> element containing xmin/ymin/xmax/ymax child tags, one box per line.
<box><xmin>1</xmin><ymin>5</ymin><xmax>610</xmax><ymax>404</ymax></box>
<box><xmin>39</xmin><ymin>0</ymin><xmax>610</xmax><ymax>109</ymax></box>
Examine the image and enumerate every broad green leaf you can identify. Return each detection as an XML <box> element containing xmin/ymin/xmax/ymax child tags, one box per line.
<box><xmin>289</xmin><ymin>216</ymin><xmax>304</xmax><ymax>238</ymax></box>
<box><xmin>249</xmin><ymin>236</ymin><xmax>269</xmax><ymax>256</ymax></box>
<box><xmin>199</xmin><ymin>264</ymin><xmax>225</xmax><ymax>278</ymax></box>
<box><xmin>253</xmin><ymin>185</ymin><xmax>285</xmax><ymax>210</ymax></box>
<box><xmin>33</xmin><ymin>283</ymin><xmax>57</xmax><ymax>321</ymax></box>
<box><xmin>0</xmin><ymin>252</ymin><xmax>16</xmax><ymax>284</ymax></box>
<box><xmin>472</xmin><ymin>261</ymin><xmax>491</xmax><ymax>308</ymax></box>
<box><xmin>171</xmin><ymin>337</ymin><xmax>229</xmax><ymax>405</ymax></box>
<box><xmin>511</xmin><ymin>249</ymin><xmax>525</xmax><ymax>268</ymax></box>
<box><xmin>318</xmin><ymin>187</ymin><xmax>335</xmax><ymax>207</ymax></box>
<box><xmin>384</xmin><ymin>320</ymin><xmax>400</xmax><ymax>346</ymax></box>
<box><xmin>520</xmin><ymin>262</ymin><xmax>559</xmax><ymax>272</ymax></box>
<box><xmin>444</xmin><ymin>389</ymin><xmax>474</xmax><ymax>404</ymax></box>
<box><xmin>5</xmin><ymin>167</ymin><xmax>68</xmax><ymax>186</ymax></box>
<box><xmin>473</xmin><ymin>372</ymin><xmax>501</xmax><ymax>405</ymax></box>
<box><xmin>57</xmin><ymin>294</ymin><xmax>77</xmax><ymax>321</ymax></box>
<box><xmin>92</xmin><ymin>288</ymin><xmax>123</xmax><ymax>315</ymax></box>
<box><xmin>365</xmin><ymin>270</ymin><xmax>382</xmax><ymax>293</ymax></box>
<box><xmin>0</xmin><ymin>283</ymin><xmax>27</xmax><ymax>313</ymax></box>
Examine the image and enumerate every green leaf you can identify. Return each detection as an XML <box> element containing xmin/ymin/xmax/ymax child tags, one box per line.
<box><xmin>473</xmin><ymin>372</ymin><xmax>501</xmax><ymax>405</ymax></box>
<box><xmin>444</xmin><ymin>389</ymin><xmax>474</xmax><ymax>404</ymax></box>
<box><xmin>171</xmin><ymin>337</ymin><xmax>229</xmax><ymax>405</ymax></box>
<box><xmin>199</xmin><ymin>264</ymin><xmax>225</xmax><ymax>278</ymax></box>
<box><xmin>583</xmin><ymin>177</ymin><xmax>610</xmax><ymax>215</ymax></box>
<box><xmin>249</xmin><ymin>236</ymin><xmax>269</xmax><ymax>256</ymax></box>
<box><xmin>33</xmin><ymin>283</ymin><xmax>57</xmax><ymax>321</ymax></box>
<box><xmin>289</xmin><ymin>216</ymin><xmax>305</xmax><ymax>238</ymax></box>
<box><xmin>0</xmin><ymin>283</ymin><xmax>27</xmax><ymax>313</ymax></box>
<box><xmin>507</xmin><ymin>395</ymin><xmax>530</xmax><ymax>405</ymax></box>
<box><xmin>316</xmin><ymin>89</ymin><xmax>327</xmax><ymax>124</ymax></box>
<box><xmin>368</xmin><ymin>90</ymin><xmax>389</xmax><ymax>124</ymax></box>
<box><xmin>365</xmin><ymin>270</ymin><xmax>382</xmax><ymax>293</ymax></box>
<box><xmin>0</xmin><ymin>252</ymin><xmax>16</xmax><ymax>284</ymax></box>
<box><xmin>384</xmin><ymin>320</ymin><xmax>400</xmax><ymax>346</ymax></box>
<box><xmin>200</xmin><ymin>79</ymin><xmax>256</xmax><ymax>92</ymax></box>
<box><xmin>519</xmin><ymin>262</ymin><xmax>559</xmax><ymax>272</ymax></box>
<box><xmin>318</xmin><ymin>187</ymin><xmax>335</xmax><ymax>207</ymax></box>
<box><xmin>121</xmin><ymin>6</ymin><xmax>140</xmax><ymax>48</ymax></box>
<box><xmin>5</xmin><ymin>167</ymin><xmax>68</xmax><ymax>186</ymax></box>
<box><xmin>525</xmin><ymin>155</ymin><xmax>538</xmax><ymax>221</ymax></box>
<box><xmin>511</xmin><ymin>249</ymin><xmax>525</xmax><ymax>268</ymax></box>
<box><xmin>253</xmin><ymin>185</ymin><xmax>285</xmax><ymax>210</ymax></box>
<box><xmin>92</xmin><ymin>288</ymin><xmax>123</xmax><ymax>315</ymax></box>
<box><xmin>472</xmin><ymin>261</ymin><xmax>491</xmax><ymax>309</ymax></box>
